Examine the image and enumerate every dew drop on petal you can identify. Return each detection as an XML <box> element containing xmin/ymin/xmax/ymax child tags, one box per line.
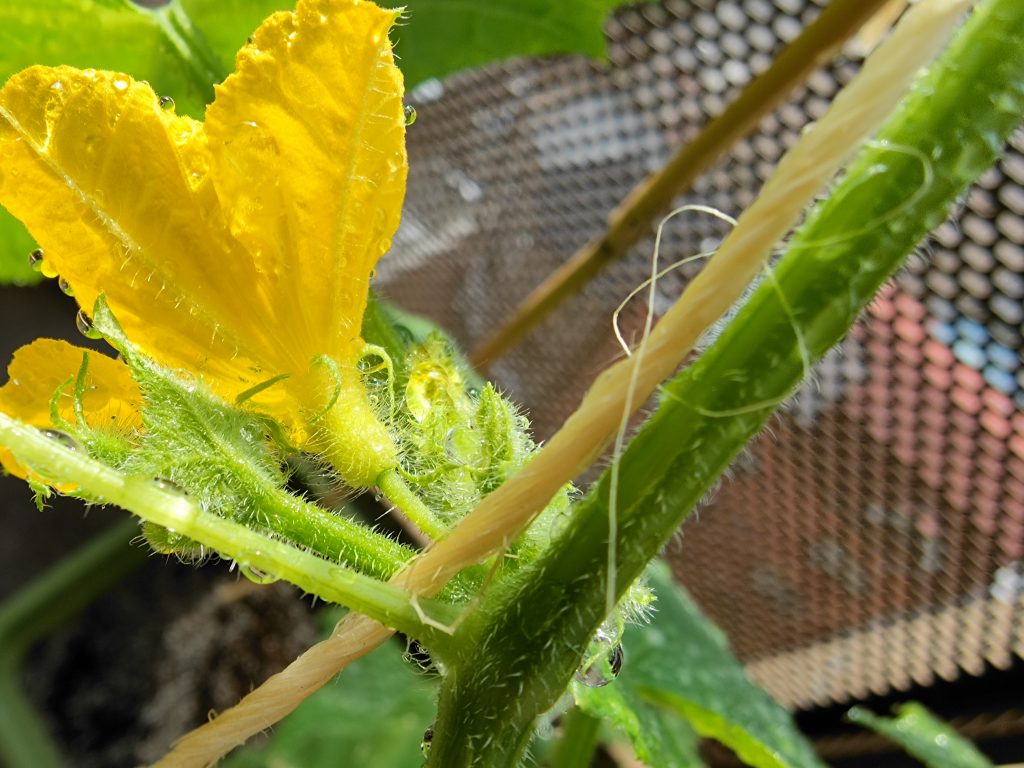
<box><xmin>574</xmin><ymin>643</ymin><xmax>624</xmax><ymax>688</ymax></box>
<box><xmin>28</xmin><ymin>248</ymin><xmax>44</xmax><ymax>271</ymax></box>
<box><xmin>41</xmin><ymin>428</ymin><xmax>81</xmax><ymax>452</ymax></box>
<box><xmin>112</xmin><ymin>77</ymin><xmax>129</xmax><ymax>92</ymax></box>
<box><xmin>158</xmin><ymin>95</ymin><xmax>175</xmax><ymax>111</ymax></box>
<box><xmin>76</xmin><ymin>310</ymin><xmax>101</xmax><ymax>339</ymax></box>
<box><xmin>403</xmin><ymin>104</ymin><xmax>417</xmax><ymax>126</ymax></box>
<box><xmin>58</xmin><ymin>276</ymin><xmax>74</xmax><ymax>296</ymax></box>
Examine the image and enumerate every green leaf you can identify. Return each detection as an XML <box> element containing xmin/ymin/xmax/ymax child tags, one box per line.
<box><xmin>227</xmin><ymin>638</ymin><xmax>438</xmax><ymax>768</ymax></box>
<box><xmin>574</xmin><ymin>672</ymin><xmax>704</xmax><ymax>768</ymax></box>
<box><xmin>384</xmin><ymin>0</ymin><xmax>645</xmax><ymax>89</ymax></box>
<box><xmin>575</xmin><ymin>563</ymin><xmax>816</xmax><ymax>768</ymax></box>
<box><xmin>848</xmin><ymin>703</ymin><xmax>993</xmax><ymax>768</ymax></box>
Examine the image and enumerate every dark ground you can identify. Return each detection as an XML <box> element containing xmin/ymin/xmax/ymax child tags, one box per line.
<box><xmin>1</xmin><ymin>282</ymin><xmax>318</xmax><ymax>765</ymax></box>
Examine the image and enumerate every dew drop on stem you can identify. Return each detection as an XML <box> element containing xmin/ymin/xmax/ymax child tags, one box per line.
<box><xmin>152</xmin><ymin>477</ymin><xmax>187</xmax><ymax>496</ymax></box>
<box><xmin>420</xmin><ymin>724</ymin><xmax>434</xmax><ymax>757</ymax></box>
<box><xmin>239</xmin><ymin>563</ymin><xmax>280</xmax><ymax>585</ymax></box>
<box><xmin>41</xmin><ymin>428</ymin><xmax>81</xmax><ymax>452</ymax></box>
<box><xmin>574</xmin><ymin>643</ymin><xmax>624</xmax><ymax>688</ymax></box>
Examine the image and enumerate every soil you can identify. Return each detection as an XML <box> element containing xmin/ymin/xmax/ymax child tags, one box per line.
<box><xmin>2</xmin><ymin>283</ymin><xmax>319</xmax><ymax>765</ymax></box>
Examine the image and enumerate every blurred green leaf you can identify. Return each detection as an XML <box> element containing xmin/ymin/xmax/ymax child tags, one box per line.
<box><xmin>385</xmin><ymin>0</ymin><xmax>642</xmax><ymax>89</ymax></box>
<box><xmin>620</xmin><ymin>563</ymin><xmax>823</xmax><ymax>768</ymax></box>
<box><xmin>575</xmin><ymin>671</ymin><xmax>704</xmax><ymax>768</ymax></box>
<box><xmin>848</xmin><ymin>703</ymin><xmax>993</xmax><ymax>768</ymax></box>
<box><xmin>227</xmin><ymin>635</ymin><xmax>437</xmax><ymax>768</ymax></box>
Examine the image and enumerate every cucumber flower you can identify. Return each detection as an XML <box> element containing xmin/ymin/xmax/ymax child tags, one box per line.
<box><xmin>0</xmin><ymin>0</ymin><xmax>407</xmax><ymax>488</ymax></box>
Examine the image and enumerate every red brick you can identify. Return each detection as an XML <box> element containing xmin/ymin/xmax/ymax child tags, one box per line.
<box><xmin>923</xmin><ymin>339</ymin><xmax>955</xmax><ymax>368</ymax></box>
<box><xmin>981</xmin><ymin>410</ymin><xmax>1013</xmax><ymax>440</ymax></box>
<box><xmin>894</xmin><ymin>291</ymin><xmax>927</xmax><ymax>321</ymax></box>
<box><xmin>982</xmin><ymin>388</ymin><xmax>1015</xmax><ymax>418</ymax></box>
<box><xmin>953</xmin><ymin>364</ymin><xmax>985</xmax><ymax>392</ymax></box>
<box><xmin>951</xmin><ymin>386</ymin><xmax>983</xmax><ymax>415</ymax></box>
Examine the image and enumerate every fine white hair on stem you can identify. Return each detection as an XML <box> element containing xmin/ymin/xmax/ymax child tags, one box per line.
<box><xmin>157</xmin><ymin>2</ymin><xmax>971</xmax><ymax>764</ymax></box>
<box><xmin>606</xmin><ymin>204</ymin><xmax>737</xmax><ymax>616</ymax></box>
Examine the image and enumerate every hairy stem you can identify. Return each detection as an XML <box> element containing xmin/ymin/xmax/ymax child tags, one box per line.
<box><xmin>0</xmin><ymin>413</ymin><xmax>458</xmax><ymax>643</ymax></box>
<box><xmin>429</xmin><ymin>0</ymin><xmax>1023</xmax><ymax>762</ymax></box>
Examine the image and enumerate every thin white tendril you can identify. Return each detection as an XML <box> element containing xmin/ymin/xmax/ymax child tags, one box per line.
<box><xmin>409</xmin><ymin>592</ymin><xmax>462</xmax><ymax>635</ymax></box>
<box><xmin>605</xmin><ymin>204</ymin><xmax>737</xmax><ymax>618</ymax></box>
<box><xmin>787</xmin><ymin>138</ymin><xmax>934</xmax><ymax>250</ymax></box>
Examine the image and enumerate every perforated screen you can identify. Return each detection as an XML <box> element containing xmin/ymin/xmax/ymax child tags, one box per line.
<box><xmin>377</xmin><ymin>0</ymin><xmax>1024</xmax><ymax>715</ymax></box>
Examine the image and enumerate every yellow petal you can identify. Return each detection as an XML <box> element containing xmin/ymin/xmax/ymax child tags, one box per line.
<box><xmin>0</xmin><ymin>339</ymin><xmax>142</xmax><ymax>480</ymax></box>
<box><xmin>206</xmin><ymin>0</ymin><xmax>407</xmax><ymax>366</ymax></box>
<box><xmin>0</xmin><ymin>0</ymin><xmax>405</xmax><ymax>483</ymax></box>
<box><xmin>0</xmin><ymin>0</ymin><xmax>405</xmax><ymax>392</ymax></box>
<box><xmin>0</xmin><ymin>67</ymin><xmax>276</xmax><ymax>385</ymax></box>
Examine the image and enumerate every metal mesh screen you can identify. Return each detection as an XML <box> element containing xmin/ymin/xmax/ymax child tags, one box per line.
<box><xmin>378</xmin><ymin>0</ymin><xmax>1024</xmax><ymax>711</ymax></box>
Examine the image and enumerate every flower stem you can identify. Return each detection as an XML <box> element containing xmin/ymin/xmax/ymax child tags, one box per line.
<box><xmin>0</xmin><ymin>413</ymin><xmax>459</xmax><ymax>643</ymax></box>
<box><xmin>252</xmin><ymin>486</ymin><xmax>415</xmax><ymax>581</ymax></box>
<box><xmin>377</xmin><ymin>468</ymin><xmax>448</xmax><ymax>540</ymax></box>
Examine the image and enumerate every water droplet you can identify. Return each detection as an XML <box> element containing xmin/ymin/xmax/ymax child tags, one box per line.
<box><xmin>574</xmin><ymin>643</ymin><xmax>624</xmax><ymax>688</ymax></box>
<box><xmin>58</xmin><ymin>276</ymin><xmax>73</xmax><ymax>296</ymax></box>
<box><xmin>76</xmin><ymin>310</ymin><xmax>101</xmax><ymax>339</ymax></box>
<box><xmin>403</xmin><ymin>104</ymin><xmax>417</xmax><ymax>126</ymax></box>
<box><xmin>152</xmin><ymin>477</ymin><xmax>186</xmax><ymax>495</ymax></box>
<box><xmin>240</xmin><ymin>563</ymin><xmax>279</xmax><ymax>585</ymax></box>
<box><xmin>41</xmin><ymin>428</ymin><xmax>80</xmax><ymax>452</ymax></box>
<box><xmin>112</xmin><ymin>77</ymin><xmax>129</xmax><ymax>92</ymax></box>
<box><xmin>420</xmin><ymin>724</ymin><xmax>434</xmax><ymax>757</ymax></box>
<box><xmin>28</xmin><ymin>248</ymin><xmax>44</xmax><ymax>270</ymax></box>
<box><xmin>158</xmin><ymin>95</ymin><xmax>175</xmax><ymax>111</ymax></box>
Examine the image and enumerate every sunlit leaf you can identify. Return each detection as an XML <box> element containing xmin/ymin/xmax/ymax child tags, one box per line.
<box><xmin>618</xmin><ymin>563</ymin><xmax>824</xmax><ymax>768</ymax></box>
<box><xmin>848</xmin><ymin>703</ymin><xmax>993</xmax><ymax>768</ymax></box>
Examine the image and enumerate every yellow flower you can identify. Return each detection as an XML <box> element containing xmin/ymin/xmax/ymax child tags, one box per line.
<box><xmin>0</xmin><ymin>0</ymin><xmax>407</xmax><ymax>487</ymax></box>
<box><xmin>0</xmin><ymin>339</ymin><xmax>142</xmax><ymax>482</ymax></box>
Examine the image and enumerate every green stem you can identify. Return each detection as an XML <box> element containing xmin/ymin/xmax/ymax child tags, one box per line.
<box><xmin>254</xmin><ymin>486</ymin><xmax>415</xmax><ymax>581</ymax></box>
<box><xmin>427</xmin><ymin>0</ymin><xmax>1024</xmax><ymax>763</ymax></box>
<box><xmin>550</xmin><ymin>708</ymin><xmax>602</xmax><ymax>768</ymax></box>
<box><xmin>0</xmin><ymin>520</ymin><xmax>144</xmax><ymax>768</ymax></box>
<box><xmin>0</xmin><ymin>414</ymin><xmax>459</xmax><ymax>645</ymax></box>
<box><xmin>378</xmin><ymin>468</ymin><xmax>448</xmax><ymax>540</ymax></box>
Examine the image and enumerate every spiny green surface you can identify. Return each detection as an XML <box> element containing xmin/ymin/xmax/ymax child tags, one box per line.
<box><xmin>576</xmin><ymin>562</ymin><xmax>819</xmax><ymax>767</ymax></box>
<box><xmin>425</xmin><ymin>1</ymin><xmax>1024</xmax><ymax>764</ymax></box>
